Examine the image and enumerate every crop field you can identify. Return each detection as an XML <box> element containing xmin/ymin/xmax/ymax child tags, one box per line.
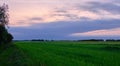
<box><xmin>0</xmin><ymin>41</ymin><xmax>120</xmax><ymax>66</ymax></box>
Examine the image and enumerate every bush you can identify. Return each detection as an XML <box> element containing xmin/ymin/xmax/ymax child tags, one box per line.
<box><xmin>0</xmin><ymin>25</ymin><xmax>13</xmax><ymax>49</ymax></box>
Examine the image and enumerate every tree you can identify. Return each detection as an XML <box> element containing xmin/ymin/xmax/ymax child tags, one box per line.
<box><xmin>0</xmin><ymin>4</ymin><xmax>9</xmax><ymax>26</ymax></box>
<box><xmin>0</xmin><ymin>4</ymin><xmax>13</xmax><ymax>47</ymax></box>
<box><xmin>6</xmin><ymin>33</ymin><xmax>13</xmax><ymax>43</ymax></box>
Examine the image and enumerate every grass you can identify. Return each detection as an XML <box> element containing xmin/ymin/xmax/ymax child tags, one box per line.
<box><xmin>0</xmin><ymin>41</ymin><xmax>120</xmax><ymax>66</ymax></box>
<box><xmin>0</xmin><ymin>44</ymin><xmax>32</xmax><ymax>66</ymax></box>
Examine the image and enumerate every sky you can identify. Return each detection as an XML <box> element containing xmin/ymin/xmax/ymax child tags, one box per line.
<box><xmin>0</xmin><ymin>0</ymin><xmax>120</xmax><ymax>40</ymax></box>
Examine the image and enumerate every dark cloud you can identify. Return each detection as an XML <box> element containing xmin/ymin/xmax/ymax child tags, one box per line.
<box><xmin>79</xmin><ymin>17</ymin><xmax>90</xmax><ymax>20</ymax></box>
<box><xmin>78</xmin><ymin>2</ymin><xmax>120</xmax><ymax>14</ymax></box>
<box><xmin>9</xmin><ymin>19</ymin><xmax>120</xmax><ymax>40</ymax></box>
<box><xmin>55</xmin><ymin>9</ymin><xmax>68</xmax><ymax>13</ymax></box>
<box><xmin>52</xmin><ymin>9</ymin><xmax>80</xmax><ymax>20</ymax></box>
<box><xmin>28</xmin><ymin>17</ymin><xmax>43</xmax><ymax>21</ymax></box>
<box><xmin>53</xmin><ymin>13</ymin><xmax>80</xmax><ymax>20</ymax></box>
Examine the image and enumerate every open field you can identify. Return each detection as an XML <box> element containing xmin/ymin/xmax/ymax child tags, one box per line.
<box><xmin>0</xmin><ymin>41</ymin><xmax>120</xmax><ymax>66</ymax></box>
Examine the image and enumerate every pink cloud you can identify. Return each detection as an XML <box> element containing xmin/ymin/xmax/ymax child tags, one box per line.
<box><xmin>6</xmin><ymin>0</ymin><xmax>120</xmax><ymax>27</ymax></box>
<box><xmin>71</xmin><ymin>28</ymin><xmax>120</xmax><ymax>36</ymax></box>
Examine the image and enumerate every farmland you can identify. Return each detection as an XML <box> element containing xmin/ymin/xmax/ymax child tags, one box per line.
<box><xmin>0</xmin><ymin>41</ymin><xmax>120</xmax><ymax>66</ymax></box>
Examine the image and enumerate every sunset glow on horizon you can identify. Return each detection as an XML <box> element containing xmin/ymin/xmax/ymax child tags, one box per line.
<box><xmin>0</xmin><ymin>0</ymin><xmax>120</xmax><ymax>40</ymax></box>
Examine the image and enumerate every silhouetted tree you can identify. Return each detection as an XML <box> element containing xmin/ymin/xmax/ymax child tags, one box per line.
<box><xmin>6</xmin><ymin>33</ymin><xmax>13</xmax><ymax>43</ymax></box>
<box><xmin>0</xmin><ymin>4</ymin><xmax>9</xmax><ymax>26</ymax></box>
<box><xmin>0</xmin><ymin>4</ymin><xmax>13</xmax><ymax>48</ymax></box>
<box><xmin>0</xmin><ymin>26</ymin><xmax>8</xmax><ymax>44</ymax></box>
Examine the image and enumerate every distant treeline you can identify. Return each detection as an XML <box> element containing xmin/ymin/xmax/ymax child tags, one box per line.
<box><xmin>14</xmin><ymin>39</ymin><xmax>120</xmax><ymax>42</ymax></box>
<box><xmin>79</xmin><ymin>39</ymin><xmax>120</xmax><ymax>41</ymax></box>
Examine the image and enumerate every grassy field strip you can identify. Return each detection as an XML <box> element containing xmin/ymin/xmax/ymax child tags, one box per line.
<box><xmin>16</xmin><ymin>43</ymin><xmax>94</xmax><ymax>66</ymax></box>
<box><xmin>15</xmin><ymin>41</ymin><xmax>120</xmax><ymax>66</ymax></box>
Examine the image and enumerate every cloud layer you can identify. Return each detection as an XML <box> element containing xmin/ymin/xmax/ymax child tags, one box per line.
<box><xmin>9</xmin><ymin>19</ymin><xmax>120</xmax><ymax>40</ymax></box>
<box><xmin>7</xmin><ymin>0</ymin><xmax>120</xmax><ymax>27</ymax></box>
<box><xmin>1</xmin><ymin>0</ymin><xmax>119</xmax><ymax>40</ymax></box>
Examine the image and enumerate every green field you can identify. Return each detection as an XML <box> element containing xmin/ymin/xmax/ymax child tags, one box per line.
<box><xmin>0</xmin><ymin>41</ymin><xmax>120</xmax><ymax>66</ymax></box>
